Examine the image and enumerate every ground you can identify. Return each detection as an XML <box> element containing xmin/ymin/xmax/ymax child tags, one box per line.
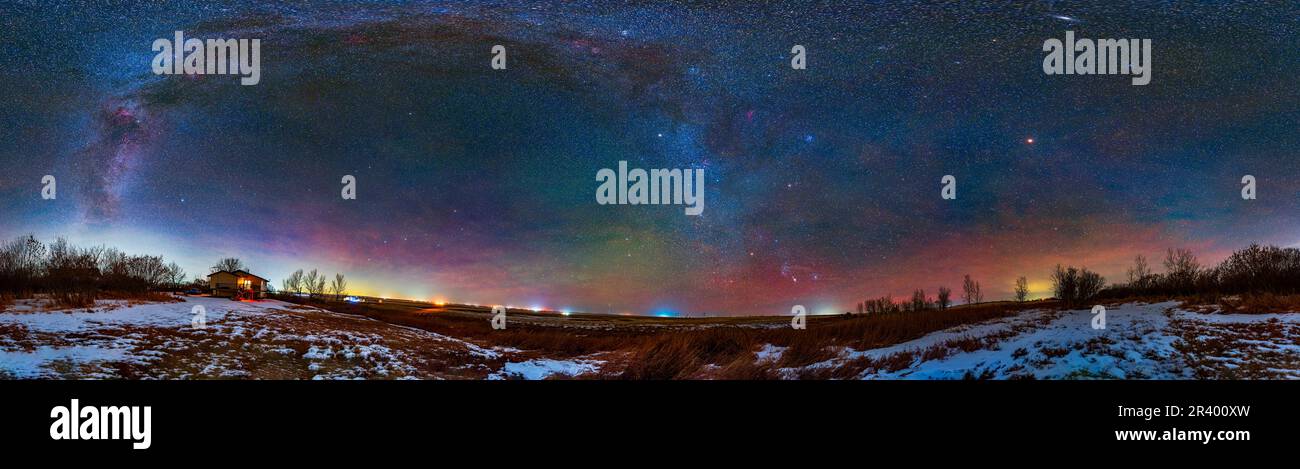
<box><xmin>0</xmin><ymin>296</ymin><xmax>508</xmax><ymax>379</ymax></box>
<box><xmin>1</xmin><ymin>296</ymin><xmax>1297</xmax><ymax>379</ymax></box>
<box><xmin>804</xmin><ymin>301</ymin><xmax>1300</xmax><ymax>379</ymax></box>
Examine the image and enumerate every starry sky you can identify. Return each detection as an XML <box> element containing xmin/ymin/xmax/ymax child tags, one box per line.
<box><xmin>1</xmin><ymin>1</ymin><xmax>1298</xmax><ymax>316</ymax></box>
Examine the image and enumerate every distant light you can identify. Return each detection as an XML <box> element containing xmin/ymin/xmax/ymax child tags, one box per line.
<box><xmin>1026</xmin><ymin>138</ymin><xmax>1034</xmax><ymax>144</ymax></box>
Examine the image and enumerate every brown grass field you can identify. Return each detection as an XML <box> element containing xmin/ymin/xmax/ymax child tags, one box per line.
<box><xmin>284</xmin><ymin>296</ymin><xmax>1060</xmax><ymax>379</ymax></box>
<box><xmin>4</xmin><ymin>292</ymin><xmax>1298</xmax><ymax>380</ymax></box>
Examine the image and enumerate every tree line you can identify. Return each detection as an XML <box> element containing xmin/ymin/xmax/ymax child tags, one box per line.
<box><xmin>853</xmin><ymin>273</ymin><xmax>1015</xmax><ymax>314</ymax></box>
<box><xmin>0</xmin><ymin>235</ymin><xmax>189</xmax><ymax>304</ymax></box>
<box><xmin>278</xmin><ymin>269</ymin><xmax>348</xmax><ymax>300</ymax></box>
<box><xmin>1101</xmin><ymin>244</ymin><xmax>1300</xmax><ymax>299</ymax></box>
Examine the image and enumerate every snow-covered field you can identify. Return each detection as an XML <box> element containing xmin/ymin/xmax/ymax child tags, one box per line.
<box><xmin>3</xmin><ymin>297</ymin><xmax>1296</xmax><ymax>379</ymax></box>
<box><xmin>773</xmin><ymin>301</ymin><xmax>1300</xmax><ymax>379</ymax></box>
<box><xmin>0</xmin><ymin>296</ymin><xmax>518</xmax><ymax>379</ymax></box>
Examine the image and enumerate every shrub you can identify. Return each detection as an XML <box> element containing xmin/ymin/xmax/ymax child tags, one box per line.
<box><xmin>1052</xmin><ymin>265</ymin><xmax>1104</xmax><ymax>307</ymax></box>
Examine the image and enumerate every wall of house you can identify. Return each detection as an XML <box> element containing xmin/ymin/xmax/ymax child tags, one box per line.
<box><xmin>209</xmin><ymin>272</ymin><xmax>238</xmax><ymax>289</ymax></box>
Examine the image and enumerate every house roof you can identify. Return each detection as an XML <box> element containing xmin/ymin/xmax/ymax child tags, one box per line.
<box><xmin>207</xmin><ymin>270</ymin><xmax>269</xmax><ymax>282</ymax></box>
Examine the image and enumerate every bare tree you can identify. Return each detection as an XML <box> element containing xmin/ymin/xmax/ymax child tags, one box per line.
<box><xmin>303</xmin><ymin>269</ymin><xmax>319</xmax><ymax>297</ymax></box>
<box><xmin>1052</xmin><ymin>265</ymin><xmax>1077</xmax><ymax>305</ymax></box>
<box><xmin>1014</xmin><ymin>276</ymin><xmax>1029</xmax><ymax>303</ymax></box>
<box><xmin>937</xmin><ymin>286</ymin><xmax>951</xmax><ymax>310</ymax></box>
<box><xmin>1127</xmin><ymin>255</ymin><xmax>1151</xmax><ymax>289</ymax></box>
<box><xmin>330</xmin><ymin>273</ymin><xmax>347</xmax><ymax>300</ymax></box>
<box><xmin>1079</xmin><ymin>269</ymin><xmax>1106</xmax><ymax>302</ymax></box>
<box><xmin>910</xmin><ymin>289</ymin><xmax>927</xmax><ymax>311</ymax></box>
<box><xmin>0</xmin><ymin>235</ymin><xmax>46</xmax><ymax>296</ymax></box>
<box><xmin>131</xmin><ymin>255</ymin><xmax>170</xmax><ymax>290</ymax></box>
<box><xmin>211</xmin><ymin>257</ymin><xmax>247</xmax><ymax>273</ymax></box>
<box><xmin>303</xmin><ymin>269</ymin><xmax>326</xmax><ymax>298</ymax></box>
<box><xmin>864</xmin><ymin>296</ymin><xmax>898</xmax><ymax>314</ymax></box>
<box><xmin>962</xmin><ymin>275</ymin><xmax>981</xmax><ymax>305</ymax></box>
<box><xmin>282</xmin><ymin>269</ymin><xmax>304</xmax><ymax>295</ymax></box>
<box><xmin>1053</xmin><ymin>264</ymin><xmax>1105</xmax><ymax>307</ymax></box>
<box><xmin>166</xmin><ymin>262</ymin><xmax>186</xmax><ymax>289</ymax></box>
<box><xmin>1163</xmin><ymin>248</ymin><xmax>1200</xmax><ymax>293</ymax></box>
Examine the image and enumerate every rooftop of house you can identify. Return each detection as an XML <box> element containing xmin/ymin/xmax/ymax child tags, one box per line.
<box><xmin>206</xmin><ymin>270</ymin><xmax>269</xmax><ymax>282</ymax></box>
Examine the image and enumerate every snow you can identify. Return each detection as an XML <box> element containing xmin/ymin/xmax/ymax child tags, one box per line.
<box><xmin>302</xmin><ymin>346</ymin><xmax>334</xmax><ymax>360</ymax></box>
<box><xmin>755</xmin><ymin>344</ymin><xmax>787</xmax><ymax>362</ymax></box>
<box><xmin>822</xmin><ymin>301</ymin><xmax>1300</xmax><ymax>380</ymax></box>
<box><xmin>0</xmin><ymin>296</ymin><xmax>288</xmax><ymax>333</ymax></box>
<box><xmin>0</xmin><ymin>296</ymin><xmax>506</xmax><ymax>379</ymax></box>
<box><xmin>0</xmin><ymin>346</ymin><xmax>132</xmax><ymax>378</ymax></box>
<box><xmin>489</xmin><ymin>358</ymin><xmax>603</xmax><ymax>380</ymax></box>
<box><xmin>6</xmin><ymin>295</ymin><xmax>1297</xmax><ymax>380</ymax></box>
<box><xmin>1173</xmin><ymin>310</ymin><xmax>1297</xmax><ymax>324</ymax></box>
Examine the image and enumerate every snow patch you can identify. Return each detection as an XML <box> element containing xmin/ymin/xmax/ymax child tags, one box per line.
<box><xmin>489</xmin><ymin>358</ymin><xmax>603</xmax><ymax>380</ymax></box>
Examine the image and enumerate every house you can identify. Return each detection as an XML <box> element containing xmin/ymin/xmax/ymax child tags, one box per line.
<box><xmin>207</xmin><ymin>270</ymin><xmax>269</xmax><ymax>299</ymax></box>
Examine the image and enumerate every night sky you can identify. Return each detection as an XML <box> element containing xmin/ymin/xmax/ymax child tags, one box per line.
<box><xmin>1</xmin><ymin>1</ymin><xmax>1297</xmax><ymax>316</ymax></box>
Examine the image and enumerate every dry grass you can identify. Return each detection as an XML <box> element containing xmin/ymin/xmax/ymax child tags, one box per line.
<box><xmin>263</xmin><ymin>297</ymin><xmax>1050</xmax><ymax>379</ymax></box>
<box><xmin>618</xmin><ymin>328</ymin><xmax>754</xmax><ymax>379</ymax></box>
<box><xmin>2</xmin><ymin>302</ymin><xmax>501</xmax><ymax>380</ymax></box>
<box><xmin>615</xmin><ymin>302</ymin><xmax>1037</xmax><ymax>378</ymax></box>
<box><xmin>1173</xmin><ymin>292</ymin><xmax>1300</xmax><ymax>314</ymax></box>
<box><xmin>50</xmin><ymin>292</ymin><xmax>96</xmax><ymax>309</ymax></box>
<box><xmin>97</xmin><ymin>291</ymin><xmax>183</xmax><ymax>303</ymax></box>
<box><xmin>1220</xmin><ymin>293</ymin><xmax>1300</xmax><ymax>314</ymax></box>
<box><xmin>1171</xmin><ymin>317</ymin><xmax>1300</xmax><ymax>379</ymax></box>
<box><xmin>22</xmin><ymin>290</ymin><xmax>183</xmax><ymax>311</ymax></box>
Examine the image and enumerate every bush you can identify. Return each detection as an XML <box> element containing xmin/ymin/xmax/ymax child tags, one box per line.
<box><xmin>1104</xmin><ymin>244</ymin><xmax>1300</xmax><ymax>300</ymax></box>
<box><xmin>1052</xmin><ymin>265</ymin><xmax>1104</xmax><ymax>307</ymax></box>
<box><xmin>0</xmin><ymin>235</ymin><xmax>186</xmax><ymax>301</ymax></box>
<box><xmin>1217</xmin><ymin>244</ymin><xmax>1300</xmax><ymax>295</ymax></box>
